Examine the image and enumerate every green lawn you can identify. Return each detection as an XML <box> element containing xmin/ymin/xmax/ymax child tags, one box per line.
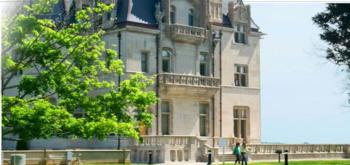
<box><xmin>83</xmin><ymin>160</ymin><xmax>350</xmax><ymax>165</ymax></box>
<box><xmin>221</xmin><ymin>160</ymin><xmax>350</xmax><ymax>165</ymax></box>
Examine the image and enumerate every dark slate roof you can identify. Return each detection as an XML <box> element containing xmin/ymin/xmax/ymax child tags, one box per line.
<box><xmin>116</xmin><ymin>0</ymin><xmax>159</xmax><ymax>25</ymax></box>
<box><xmin>40</xmin><ymin>0</ymin><xmax>260</xmax><ymax>31</ymax></box>
<box><xmin>222</xmin><ymin>14</ymin><xmax>232</xmax><ymax>28</ymax></box>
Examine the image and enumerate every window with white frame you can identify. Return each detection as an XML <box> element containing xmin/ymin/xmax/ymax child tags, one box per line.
<box><xmin>161</xmin><ymin>101</ymin><xmax>171</xmax><ymax>135</ymax></box>
<box><xmin>141</xmin><ymin>52</ymin><xmax>148</xmax><ymax>73</ymax></box>
<box><xmin>200</xmin><ymin>52</ymin><xmax>209</xmax><ymax>76</ymax></box>
<box><xmin>162</xmin><ymin>48</ymin><xmax>174</xmax><ymax>73</ymax></box>
<box><xmin>199</xmin><ymin>103</ymin><xmax>209</xmax><ymax>136</ymax></box>
<box><xmin>233</xmin><ymin>23</ymin><xmax>247</xmax><ymax>44</ymax></box>
<box><xmin>233</xmin><ymin>106</ymin><xmax>249</xmax><ymax>139</ymax></box>
<box><xmin>234</xmin><ymin>64</ymin><xmax>248</xmax><ymax>87</ymax></box>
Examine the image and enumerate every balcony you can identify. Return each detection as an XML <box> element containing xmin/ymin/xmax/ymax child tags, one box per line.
<box><xmin>167</xmin><ymin>24</ymin><xmax>208</xmax><ymax>44</ymax></box>
<box><xmin>158</xmin><ymin>73</ymin><xmax>220</xmax><ymax>97</ymax></box>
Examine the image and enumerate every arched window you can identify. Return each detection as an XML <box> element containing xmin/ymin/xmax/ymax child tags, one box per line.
<box><xmin>170</xmin><ymin>5</ymin><xmax>176</xmax><ymax>24</ymax></box>
<box><xmin>188</xmin><ymin>9</ymin><xmax>194</xmax><ymax>26</ymax></box>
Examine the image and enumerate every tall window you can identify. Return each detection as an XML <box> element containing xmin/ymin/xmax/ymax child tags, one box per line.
<box><xmin>188</xmin><ymin>9</ymin><xmax>194</xmax><ymax>26</ymax></box>
<box><xmin>162</xmin><ymin>49</ymin><xmax>173</xmax><ymax>73</ymax></box>
<box><xmin>141</xmin><ymin>52</ymin><xmax>148</xmax><ymax>73</ymax></box>
<box><xmin>13</xmin><ymin>54</ymin><xmax>23</xmax><ymax>76</ymax></box>
<box><xmin>161</xmin><ymin>101</ymin><xmax>171</xmax><ymax>135</ymax></box>
<box><xmin>233</xmin><ymin>106</ymin><xmax>249</xmax><ymax>139</ymax></box>
<box><xmin>105</xmin><ymin>11</ymin><xmax>112</xmax><ymax>21</ymax></box>
<box><xmin>234</xmin><ymin>23</ymin><xmax>246</xmax><ymax>44</ymax></box>
<box><xmin>48</xmin><ymin>97</ymin><xmax>57</xmax><ymax>105</ymax></box>
<box><xmin>200</xmin><ymin>52</ymin><xmax>209</xmax><ymax>76</ymax></box>
<box><xmin>170</xmin><ymin>5</ymin><xmax>176</xmax><ymax>24</ymax></box>
<box><xmin>15</xmin><ymin>69</ymin><xmax>23</xmax><ymax>76</ymax></box>
<box><xmin>234</xmin><ymin>65</ymin><xmax>248</xmax><ymax>87</ymax></box>
<box><xmin>199</xmin><ymin>103</ymin><xmax>209</xmax><ymax>136</ymax></box>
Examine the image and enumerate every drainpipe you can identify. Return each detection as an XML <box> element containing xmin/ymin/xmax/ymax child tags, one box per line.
<box><xmin>156</xmin><ymin>34</ymin><xmax>160</xmax><ymax>135</ymax></box>
<box><xmin>117</xmin><ymin>31</ymin><xmax>122</xmax><ymax>85</ymax></box>
<box><xmin>219</xmin><ymin>30</ymin><xmax>222</xmax><ymax>137</ymax></box>
<box><xmin>117</xmin><ymin>31</ymin><xmax>121</xmax><ymax>149</ymax></box>
<box><xmin>211</xmin><ymin>30</ymin><xmax>215</xmax><ymax>145</ymax></box>
<box><xmin>211</xmin><ymin>96</ymin><xmax>215</xmax><ymax>145</ymax></box>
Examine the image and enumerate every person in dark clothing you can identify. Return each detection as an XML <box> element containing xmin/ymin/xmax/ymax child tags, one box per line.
<box><xmin>241</xmin><ymin>143</ymin><xmax>248</xmax><ymax>165</ymax></box>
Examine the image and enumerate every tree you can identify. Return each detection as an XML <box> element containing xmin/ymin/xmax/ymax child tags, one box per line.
<box><xmin>313</xmin><ymin>4</ymin><xmax>350</xmax><ymax>68</ymax></box>
<box><xmin>2</xmin><ymin>0</ymin><xmax>157</xmax><ymax>150</ymax></box>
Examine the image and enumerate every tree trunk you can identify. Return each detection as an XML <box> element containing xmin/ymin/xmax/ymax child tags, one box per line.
<box><xmin>16</xmin><ymin>136</ymin><xmax>29</xmax><ymax>150</ymax></box>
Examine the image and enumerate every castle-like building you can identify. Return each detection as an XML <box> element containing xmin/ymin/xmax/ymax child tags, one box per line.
<box><xmin>3</xmin><ymin>0</ymin><xmax>263</xmax><ymax>163</ymax></box>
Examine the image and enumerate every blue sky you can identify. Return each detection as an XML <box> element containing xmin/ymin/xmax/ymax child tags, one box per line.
<box><xmin>249</xmin><ymin>3</ymin><xmax>350</xmax><ymax>144</ymax></box>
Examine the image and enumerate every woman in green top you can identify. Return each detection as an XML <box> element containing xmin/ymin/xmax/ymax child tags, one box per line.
<box><xmin>233</xmin><ymin>143</ymin><xmax>241</xmax><ymax>165</ymax></box>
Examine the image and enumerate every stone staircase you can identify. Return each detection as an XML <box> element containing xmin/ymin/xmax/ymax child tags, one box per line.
<box><xmin>129</xmin><ymin>136</ymin><xmax>210</xmax><ymax>163</ymax></box>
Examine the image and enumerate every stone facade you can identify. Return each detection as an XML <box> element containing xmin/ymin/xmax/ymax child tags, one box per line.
<box><xmin>107</xmin><ymin>0</ymin><xmax>263</xmax><ymax>143</ymax></box>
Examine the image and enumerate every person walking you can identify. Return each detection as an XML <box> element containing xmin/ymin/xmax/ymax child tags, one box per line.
<box><xmin>233</xmin><ymin>143</ymin><xmax>241</xmax><ymax>165</ymax></box>
<box><xmin>241</xmin><ymin>143</ymin><xmax>248</xmax><ymax>165</ymax></box>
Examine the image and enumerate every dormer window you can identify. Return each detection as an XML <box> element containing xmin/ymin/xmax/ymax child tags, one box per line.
<box><xmin>234</xmin><ymin>23</ymin><xmax>247</xmax><ymax>44</ymax></box>
<box><xmin>188</xmin><ymin>9</ymin><xmax>194</xmax><ymax>26</ymax></box>
<box><xmin>170</xmin><ymin>6</ymin><xmax>176</xmax><ymax>24</ymax></box>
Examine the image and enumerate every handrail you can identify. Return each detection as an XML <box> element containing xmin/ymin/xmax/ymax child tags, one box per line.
<box><xmin>169</xmin><ymin>24</ymin><xmax>207</xmax><ymax>38</ymax></box>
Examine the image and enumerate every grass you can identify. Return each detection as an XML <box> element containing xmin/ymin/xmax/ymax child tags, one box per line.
<box><xmin>83</xmin><ymin>160</ymin><xmax>350</xmax><ymax>165</ymax></box>
<box><xmin>220</xmin><ymin>160</ymin><xmax>350</xmax><ymax>165</ymax></box>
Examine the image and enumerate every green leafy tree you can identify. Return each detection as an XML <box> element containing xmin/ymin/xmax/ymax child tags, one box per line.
<box><xmin>313</xmin><ymin>4</ymin><xmax>350</xmax><ymax>68</ymax></box>
<box><xmin>2</xmin><ymin>0</ymin><xmax>157</xmax><ymax>150</ymax></box>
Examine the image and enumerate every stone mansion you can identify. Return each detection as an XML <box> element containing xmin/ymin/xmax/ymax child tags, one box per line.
<box><xmin>110</xmin><ymin>0</ymin><xmax>263</xmax><ymax>143</ymax></box>
<box><xmin>3</xmin><ymin>0</ymin><xmax>264</xmax><ymax>163</ymax></box>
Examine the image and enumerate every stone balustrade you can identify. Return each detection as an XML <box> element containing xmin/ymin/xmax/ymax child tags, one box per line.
<box><xmin>138</xmin><ymin>135</ymin><xmax>202</xmax><ymax>147</ymax></box>
<box><xmin>167</xmin><ymin>24</ymin><xmax>207</xmax><ymax>43</ymax></box>
<box><xmin>211</xmin><ymin>137</ymin><xmax>244</xmax><ymax>148</ymax></box>
<box><xmin>159</xmin><ymin>73</ymin><xmax>220</xmax><ymax>88</ymax></box>
<box><xmin>248</xmin><ymin>144</ymin><xmax>349</xmax><ymax>154</ymax></box>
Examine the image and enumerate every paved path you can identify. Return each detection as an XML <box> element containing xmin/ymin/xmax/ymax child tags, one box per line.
<box><xmin>158</xmin><ymin>163</ymin><xmax>208</xmax><ymax>165</ymax></box>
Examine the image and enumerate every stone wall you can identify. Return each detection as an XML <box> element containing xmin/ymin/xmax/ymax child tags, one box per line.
<box><xmin>2</xmin><ymin>149</ymin><xmax>131</xmax><ymax>165</ymax></box>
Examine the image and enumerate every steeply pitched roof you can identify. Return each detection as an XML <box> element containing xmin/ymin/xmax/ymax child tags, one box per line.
<box><xmin>223</xmin><ymin>14</ymin><xmax>232</xmax><ymax>27</ymax></box>
<box><xmin>46</xmin><ymin>0</ymin><xmax>260</xmax><ymax>31</ymax></box>
<box><xmin>116</xmin><ymin>0</ymin><xmax>159</xmax><ymax>25</ymax></box>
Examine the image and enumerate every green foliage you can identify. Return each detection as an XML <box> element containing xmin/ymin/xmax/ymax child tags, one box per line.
<box><xmin>313</xmin><ymin>4</ymin><xmax>350</xmax><ymax>68</ymax></box>
<box><xmin>2</xmin><ymin>0</ymin><xmax>157</xmax><ymax>147</ymax></box>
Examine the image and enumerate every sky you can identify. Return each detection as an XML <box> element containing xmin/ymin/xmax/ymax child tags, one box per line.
<box><xmin>248</xmin><ymin>3</ymin><xmax>350</xmax><ymax>144</ymax></box>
